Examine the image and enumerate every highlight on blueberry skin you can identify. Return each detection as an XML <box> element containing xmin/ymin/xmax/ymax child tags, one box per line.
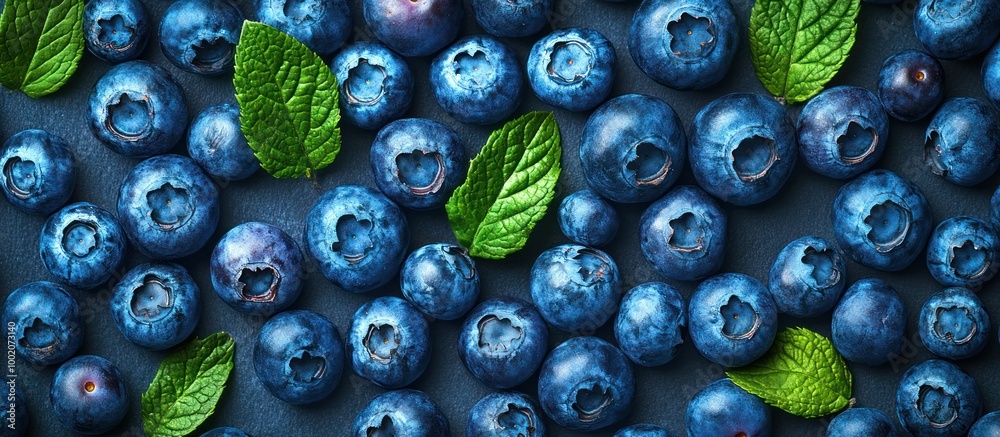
<box><xmin>211</xmin><ymin>222</ymin><xmax>305</xmax><ymax>317</ymax></box>
<box><xmin>400</xmin><ymin>243</ymin><xmax>479</xmax><ymax>320</ymax></box>
<box><xmin>831</xmin><ymin>278</ymin><xmax>906</xmax><ymax>366</ymax></box>
<box><xmin>83</xmin><ymin>0</ymin><xmax>150</xmax><ymax>63</ymax></box>
<box><xmin>255</xmin><ymin>0</ymin><xmax>352</xmax><ymax>56</ymax></box>
<box><xmin>896</xmin><ymin>359</ymin><xmax>982</xmax><ymax>436</ymax></box>
<box><xmin>430</xmin><ymin>35</ymin><xmax>523</xmax><ymax>125</ymax></box>
<box><xmin>332</xmin><ymin>42</ymin><xmax>414</xmax><ymax>130</ymax></box>
<box><xmin>918</xmin><ymin>287</ymin><xmax>990</xmax><ymax>360</ymax></box>
<box><xmin>467</xmin><ymin>391</ymin><xmax>546</xmax><ymax>437</ymax></box>
<box><xmin>1</xmin><ymin>281</ymin><xmax>83</xmax><ymax>367</ymax></box>
<box><xmin>473</xmin><ymin>0</ymin><xmax>551</xmax><ymax>37</ymax></box>
<box><xmin>877</xmin><ymin>50</ymin><xmax>944</xmax><ymax>122</ymax></box>
<box><xmin>362</xmin><ymin>0</ymin><xmax>463</xmax><ymax>57</ymax></box>
<box><xmin>825</xmin><ymin>407</ymin><xmax>898</xmax><ymax>437</ymax></box>
<box><xmin>187</xmin><ymin>104</ymin><xmax>259</xmax><ymax>182</ymax></box>
<box><xmin>346</xmin><ymin>296</ymin><xmax>430</xmax><ymax>389</ymax></box>
<box><xmin>457</xmin><ymin>297</ymin><xmax>549</xmax><ymax>389</ymax></box>
<box><xmin>970</xmin><ymin>411</ymin><xmax>1000</xmax><ymax>437</ymax></box>
<box><xmin>253</xmin><ymin>310</ymin><xmax>345</xmax><ymax>405</ymax></box>
<box><xmin>369</xmin><ymin>118</ymin><xmax>466</xmax><ymax>210</ymax></box>
<box><xmin>87</xmin><ymin>61</ymin><xmax>188</xmax><ymax>158</ymax></box>
<box><xmin>614</xmin><ymin>423</ymin><xmax>672</xmax><ymax>437</ymax></box>
<box><xmin>159</xmin><ymin>0</ymin><xmax>244</xmax><ymax>75</ymax></box>
<box><xmin>685</xmin><ymin>378</ymin><xmax>772</xmax><ymax>437</ymax></box>
<box><xmin>558</xmin><ymin>189</ymin><xmax>619</xmax><ymax>247</ymax></box>
<box><xmin>687</xmin><ymin>273</ymin><xmax>777</xmax><ymax>367</ymax></box>
<box><xmin>530</xmin><ymin>244</ymin><xmax>622</xmax><ymax>333</ymax></box>
<box><xmin>527</xmin><ymin>28</ymin><xmax>616</xmax><ymax>112</ymax></box>
<box><xmin>351</xmin><ymin>389</ymin><xmax>450</xmax><ymax>436</ymax></box>
<box><xmin>0</xmin><ymin>129</ymin><xmax>76</xmax><ymax>216</ymax></box>
<box><xmin>537</xmin><ymin>336</ymin><xmax>635</xmax><ymax>431</ymax></box>
<box><xmin>40</xmin><ymin>202</ymin><xmax>127</xmax><ymax>290</ymax></box>
<box><xmin>614</xmin><ymin>282</ymin><xmax>686</xmax><ymax>367</ymax></box>
<box><xmin>579</xmin><ymin>94</ymin><xmax>687</xmax><ymax>203</ymax></box>
<box><xmin>926</xmin><ymin>216</ymin><xmax>1000</xmax><ymax>289</ymax></box>
<box><xmin>924</xmin><ymin>97</ymin><xmax>1000</xmax><ymax>186</ymax></box>
<box><xmin>985</xmin><ymin>41</ymin><xmax>1000</xmax><ymax>110</ymax></box>
<box><xmin>913</xmin><ymin>0</ymin><xmax>1000</xmax><ymax>60</ymax></box>
<box><xmin>767</xmin><ymin>236</ymin><xmax>846</xmax><ymax>318</ymax></box>
<box><xmin>49</xmin><ymin>355</ymin><xmax>128</xmax><ymax>435</ymax></box>
<box><xmin>689</xmin><ymin>92</ymin><xmax>797</xmax><ymax>206</ymax></box>
<box><xmin>797</xmin><ymin>86</ymin><xmax>889</xmax><ymax>179</ymax></box>
<box><xmin>110</xmin><ymin>262</ymin><xmax>201</xmax><ymax>351</ymax></box>
<box><xmin>639</xmin><ymin>185</ymin><xmax>726</xmax><ymax>282</ymax></box>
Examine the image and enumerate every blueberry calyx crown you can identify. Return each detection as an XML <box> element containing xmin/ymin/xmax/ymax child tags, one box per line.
<box><xmin>443</xmin><ymin>245</ymin><xmax>476</xmax><ymax>280</ymax></box>
<box><xmin>924</xmin><ymin>130</ymin><xmax>948</xmax><ymax>177</ymax></box>
<box><xmin>345</xmin><ymin>58</ymin><xmax>387</xmax><ymax>105</ymax></box>
<box><xmin>477</xmin><ymin>314</ymin><xmax>522</xmax><ymax>352</ymax></box>
<box><xmin>864</xmin><ymin>199</ymin><xmax>911</xmax><ymax>253</ymax></box>
<box><xmin>97</xmin><ymin>14</ymin><xmax>137</xmax><ymax>52</ymax></box>
<box><xmin>63</xmin><ymin>220</ymin><xmax>100</xmax><ymax>258</ymax></box>
<box><xmin>572</xmin><ymin>382</ymin><xmax>614</xmax><ymax>423</ymax></box>
<box><xmin>367</xmin><ymin>415</ymin><xmax>396</xmax><ymax>437</ymax></box>
<box><xmin>720</xmin><ymin>295</ymin><xmax>761</xmax><ymax>340</ymax></box>
<box><xmin>667</xmin><ymin>12</ymin><xmax>715</xmax><ymax>59</ymax></box>
<box><xmin>731</xmin><ymin>135</ymin><xmax>778</xmax><ymax>183</ymax></box>
<box><xmin>283</xmin><ymin>0</ymin><xmax>325</xmax><ymax>23</ymax></box>
<box><xmin>131</xmin><ymin>275</ymin><xmax>174</xmax><ymax>322</ymax></box>
<box><xmin>916</xmin><ymin>384</ymin><xmax>959</xmax><ymax>428</ymax></box>
<box><xmin>288</xmin><ymin>350</ymin><xmax>327</xmax><ymax>383</ymax></box>
<box><xmin>497</xmin><ymin>403</ymin><xmax>537</xmax><ymax>434</ymax></box>
<box><xmin>106</xmin><ymin>93</ymin><xmax>154</xmax><ymax>141</ymax></box>
<box><xmin>801</xmin><ymin>246</ymin><xmax>839</xmax><ymax>288</ymax></box>
<box><xmin>625</xmin><ymin>140</ymin><xmax>670</xmax><ymax>187</ymax></box>
<box><xmin>837</xmin><ymin>120</ymin><xmax>878</xmax><ymax>165</ymax></box>
<box><xmin>668</xmin><ymin>212</ymin><xmax>706</xmax><ymax>253</ymax></box>
<box><xmin>568</xmin><ymin>247</ymin><xmax>613</xmax><ymax>285</ymax></box>
<box><xmin>950</xmin><ymin>240</ymin><xmax>989</xmax><ymax>279</ymax></box>
<box><xmin>364</xmin><ymin>323</ymin><xmax>399</xmax><ymax>364</ymax></box>
<box><xmin>20</xmin><ymin>317</ymin><xmax>58</xmax><ymax>353</ymax></box>
<box><xmin>236</xmin><ymin>263</ymin><xmax>281</xmax><ymax>303</ymax></box>
<box><xmin>453</xmin><ymin>49</ymin><xmax>496</xmax><ymax>89</ymax></box>
<box><xmin>191</xmin><ymin>37</ymin><xmax>235</xmax><ymax>73</ymax></box>
<box><xmin>395</xmin><ymin>150</ymin><xmax>446</xmax><ymax>196</ymax></box>
<box><xmin>146</xmin><ymin>182</ymin><xmax>194</xmax><ymax>231</ymax></box>
<box><xmin>3</xmin><ymin>156</ymin><xmax>38</xmax><ymax>199</ymax></box>
<box><xmin>933</xmin><ymin>306</ymin><xmax>977</xmax><ymax>344</ymax></box>
<box><xmin>547</xmin><ymin>40</ymin><xmax>593</xmax><ymax>84</ymax></box>
<box><xmin>332</xmin><ymin>214</ymin><xmax>374</xmax><ymax>264</ymax></box>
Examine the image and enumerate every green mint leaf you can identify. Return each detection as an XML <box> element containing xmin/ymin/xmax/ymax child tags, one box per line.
<box><xmin>141</xmin><ymin>332</ymin><xmax>236</xmax><ymax>437</ymax></box>
<box><xmin>233</xmin><ymin>21</ymin><xmax>341</xmax><ymax>179</ymax></box>
<box><xmin>749</xmin><ymin>0</ymin><xmax>860</xmax><ymax>104</ymax></box>
<box><xmin>0</xmin><ymin>0</ymin><xmax>84</xmax><ymax>98</ymax></box>
<box><xmin>446</xmin><ymin>111</ymin><xmax>562</xmax><ymax>260</ymax></box>
<box><xmin>727</xmin><ymin>327</ymin><xmax>853</xmax><ymax>418</ymax></box>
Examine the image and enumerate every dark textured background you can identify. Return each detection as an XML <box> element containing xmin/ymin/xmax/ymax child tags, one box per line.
<box><xmin>1</xmin><ymin>0</ymin><xmax>999</xmax><ymax>435</ymax></box>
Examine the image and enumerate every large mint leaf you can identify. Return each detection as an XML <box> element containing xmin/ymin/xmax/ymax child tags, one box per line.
<box><xmin>0</xmin><ymin>0</ymin><xmax>84</xmax><ymax>98</ymax></box>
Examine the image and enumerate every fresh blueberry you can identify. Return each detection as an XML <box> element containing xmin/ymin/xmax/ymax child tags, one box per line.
<box><xmin>689</xmin><ymin>93</ymin><xmax>797</xmax><ymax>206</ymax></box>
<box><xmin>1</xmin><ymin>389</ymin><xmax>28</xmax><ymax>437</ymax></box>
<box><xmin>87</xmin><ymin>61</ymin><xmax>188</xmax><ymax>158</ymax></box>
<box><xmin>913</xmin><ymin>0</ymin><xmax>1000</xmax><ymax>60</ymax></box>
<box><xmin>50</xmin><ymin>355</ymin><xmax>128</xmax><ymax>435</ymax></box>
<box><xmin>924</xmin><ymin>97</ymin><xmax>1000</xmax><ymax>186</ymax></box>
<box><xmin>83</xmin><ymin>0</ymin><xmax>150</xmax><ymax>63</ymax></box>
<box><xmin>896</xmin><ymin>359</ymin><xmax>981</xmax><ymax>436</ymax></box>
<box><xmin>430</xmin><ymin>35</ymin><xmax>523</xmax><ymax>125</ymax></box>
<box><xmin>639</xmin><ymin>185</ymin><xmax>726</xmax><ymax>281</ymax></box>
<box><xmin>530</xmin><ymin>244</ymin><xmax>622</xmax><ymax>333</ymax></box>
<box><xmin>579</xmin><ymin>94</ymin><xmax>686</xmax><ymax>203</ymax></box>
<box><xmin>110</xmin><ymin>262</ymin><xmax>201</xmax><ymax>350</ymax></box>
<box><xmin>187</xmin><ymin>104</ymin><xmax>259</xmax><ymax>182</ymax></box>
<box><xmin>629</xmin><ymin>0</ymin><xmax>738</xmax><ymax>90</ymax></box>
<box><xmin>558</xmin><ymin>189</ymin><xmax>619</xmax><ymax>247</ymax></box>
<box><xmin>201</xmin><ymin>427</ymin><xmax>249</xmax><ymax>437</ymax></box>
<box><xmin>255</xmin><ymin>0</ymin><xmax>352</xmax><ymax>56</ymax></box>
<box><xmin>877</xmin><ymin>50</ymin><xmax>944</xmax><ymax>122</ymax></box>
<box><xmin>831</xmin><ymin>169</ymin><xmax>932</xmax><ymax>271</ymax></box>
<box><xmin>346</xmin><ymin>296</ymin><xmax>430</xmax><ymax>388</ymax></box>
<box><xmin>926</xmin><ymin>216</ymin><xmax>999</xmax><ymax>289</ymax></box>
<box><xmin>369</xmin><ymin>118</ymin><xmax>466</xmax><ymax>210</ymax></box>
<box><xmin>918</xmin><ymin>287</ymin><xmax>990</xmax><ymax>360</ymax></box>
<box><xmin>458</xmin><ymin>297</ymin><xmax>549</xmax><ymax>389</ymax></box>
<box><xmin>970</xmin><ymin>411</ymin><xmax>1000</xmax><ymax>437</ymax></box>
<box><xmin>797</xmin><ymin>86</ymin><xmax>889</xmax><ymax>179</ymax></box>
<box><xmin>686</xmin><ymin>378</ymin><xmax>771</xmax><ymax>437</ymax></box>
<box><xmin>831</xmin><ymin>278</ymin><xmax>906</xmax><ymax>366</ymax></box>
<box><xmin>527</xmin><ymin>28</ymin><xmax>616</xmax><ymax>112</ymax></box>
<box><xmin>400</xmin><ymin>243</ymin><xmax>479</xmax><ymax>320</ymax></box>
<box><xmin>767</xmin><ymin>236</ymin><xmax>846</xmax><ymax>318</ymax></box>
<box><xmin>303</xmin><ymin>185</ymin><xmax>409</xmax><ymax>293</ymax></box>
<box><xmin>614</xmin><ymin>282</ymin><xmax>686</xmax><ymax>367</ymax></box>
<box><xmin>614</xmin><ymin>423</ymin><xmax>672</xmax><ymax>437</ymax></box>
<box><xmin>159</xmin><ymin>0</ymin><xmax>244</xmax><ymax>75</ymax></box>
<box><xmin>473</xmin><ymin>0</ymin><xmax>551</xmax><ymax>37</ymax></box>
<box><xmin>351</xmin><ymin>389</ymin><xmax>449</xmax><ymax>436</ymax></box>
<box><xmin>825</xmin><ymin>407</ymin><xmax>897</xmax><ymax>437</ymax></box>
<box><xmin>1</xmin><ymin>281</ymin><xmax>82</xmax><ymax>366</ymax></box>
<box><xmin>211</xmin><ymin>222</ymin><xmax>304</xmax><ymax>316</ymax></box>
<box><xmin>40</xmin><ymin>202</ymin><xmax>128</xmax><ymax>290</ymax></box>
<box><xmin>688</xmin><ymin>273</ymin><xmax>777</xmax><ymax>367</ymax></box>
<box><xmin>986</xmin><ymin>41</ymin><xmax>1000</xmax><ymax>109</ymax></box>
<box><xmin>253</xmin><ymin>310</ymin><xmax>345</xmax><ymax>405</ymax></box>
<box><xmin>467</xmin><ymin>391</ymin><xmax>546</xmax><ymax>437</ymax></box>
<box><xmin>0</xmin><ymin>129</ymin><xmax>75</xmax><ymax>215</ymax></box>
<box><xmin>332</xmin><ymin>42</ymin><xmax>414</xmax><ymax>130</ymax></box>
<box><xmin>117</xmin><ymin>154</ymin><xmax>220</xmax><ymax>260</ymax></box>
<box><xmin>362</xmin><ymin>0</ymin><xmax>462</xmax><ymax>57</ymax></box>
<box><xmin>537</xmin><ymin>336</ymin><xmax>635</xmax><ymax>431</ymax></box>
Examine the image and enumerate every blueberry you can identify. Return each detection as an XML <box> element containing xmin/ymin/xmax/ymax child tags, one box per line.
<box><xmin>430</xmin><ymin>36</ymin><xmax>523</xmax><ymax>125</ymax></box>
<box><xmin>332</xmin><ymin>42</ymin><xmax>414</xmax><ymax>130</ymax></box>
<box><xmin>303</xmin><ymin>185</ymin><xmax>409</xmax><ymax>293</ymax></box>
<box><xmin>83</xmin><ymin>0</ymin><xmax>150</xmax><ymax>63</ymax></box>
<box><xmin>40</xmin><ymin>202</ymin><xmax>127</xmax><ymax>290</ymax></box>
<box><xmin>537</xmin><ymin>336</ymin><xmax>635</xmax><ymax>431</ymax></box>
<box><xmin>579</xmin><ymin>94</ymin><xmax>686</xmax><ymax>203</ymax></box>
<box><xmin>362</xmin><ymin>0</ymin><xmax>462</xmax><ymax>57</ymax></box>
<box><xmin>351</xmin><ymin>389</ymin><xmax>449</xmax><ymax>436</ymax></box>
<box><xmin>831</xmin><ymin>278</ymin><xmax>906</xmax><ymax>365</ymax></box>
<box><xmin>253</xmin><ymin>310</ymin><xmax>345</xmax><ymax>405</ymax></box>
<box><xmin>924</xmin><ymin>97</ymin><xmax>1000</xmax><ymax>186</ymax></box>
<box><xmin>50</xmin><ymin>355</ymin><xmax>128</xmax><ymax>435</ymax></box>
<box><xmin>970</xmin><ymin>411</ymin><xmax>1000</xmax><ymax>437</ymax></box>
<box><xmin>400</xmin><ymin>243</ymin><xmax>479</xmax><ymax>320</ymax></box>
<box><xmin>688</xmin><ymin>273</ymin><xmax>777</xmax><ymax>367</ymax></box>
<box><xmin>913</xmin><ymin>0</ymin><xmax>1000</xmax><ymax>60</ymax></box>
<box><xmin>201</xmin><ymin>427</ymin><xmax>250</xmax><ymax>437</ymax></box>
<box><xmin>1</xmin><ymin>281</ymin><xmax>82</xmax><ymax>366</ymax></box>
<box><xmin>767</xmin><ymin>236</ymin><xmax>846</xmax><ymax>318</ymax></box>
<box><xmin>472</xmin><ymin>0</ymin><xmax>551</xmax><ymax>37</ymax></box>
<box><xmin>0</xmin><ymin>389</ymin><xmax>28</xmax><ymax>437</ymax></box>
<box><xmin>614</xmin><ymin>282</ymin><xmax>686</xmax><ymax>367</ymax></box>
<box><xmin>986</xmin><ymin>41</ymin><xmax>1000</xmax><ymax>109</ymax></box>
<box><xmin>896</xmin><ymin>359</ymin><xmax>981</xmax><ymax>436</ymax></box>
<box><xmin>614</xmin><ymin>423</ymin><xmax>672</xmax><ymax>437</ymax></box>
<box><xmin>346</xmin><ymin>296</ymin><xmax>430</xmax><ymax>388</ymax></box>
<box><xmin>918</xmin><ymin>287</ymin><xmax>990</xmax><ymax>360</ymax></box>
<box><xmin>457</xmin><ymin>297</ymin><xmax>549</xmax><ymax>389</ymax></box>
<box><xmin>877</xmin><ymin>50</ymin><xmax>944</xmax><ymax>122</ymax></box>
<box><xmin>110</xmin><ymin>262</ymin><xmax>201</xmax><ymax>350</ymax></box>
<box><xmin>117</xmin><ymin>154</ymin><xmax>220</xmax><ymax>260</ymax></box>
<box><xmin>527</xmin><ymin>28</ymin><xmax>616</xmax><ymax>112</ymax></box>
<box><xmin>211</xmin><ymin>222</ymin><xmax>304</xmax><ymax>316</ymax></box>
<box><xmin>255</xmin><ymin>0</ymin><xmax>351</xmax><ymax>56</ymax></box>
<box><xmin>685</xmin><ymin>378</ymin><xmax>771</xmax><ymax>437</ymax></box>
<box><xmin>629</xmin><ymin>0</ymin><xmax>739</xmax><ymax>90</ymax></box>
<box><xmin>0</xmin><ymin>129</ymin><xmax>75</xmax><ymax>215</ymax></box>
<box><xmin>558</xmin><ymin>189</ymin><xmax>619</xmax><ymax>247</ymax></box>
<box><xmin>467</xmin><ymin>391</ymin><xmax>546</xmax><ymax>437</ymax></box>
<box><xmin>926</xmin><ymin>216</ymin><xmax>999</xmax><ymax>289</ymax></box>
<box><xmin>831</xmin><ymin>170</ymin><xmax>932</xmax><ymax>271</ymax></box>
<box><xmin>159</xmin><ymin>0</ymin><xmax>244</xmax><ymax>75</ymax></box>
<box><xmin>689</xmin><ymin>93</ymin><xmax>797</xmax><ymax>206</ymax></box>
<box><xmin>369</xmin><ymin>118</ymin><xmax>466</xmax><ymax>210</ymax></box>
<box><xmin>87</xmin><ymin>61</ymin><xmax>188</xmax><ymax>158</ymax></box>
<box><xmin>187</xmin><ymin>104</ymin><xmax>259</xmax><ymax>182</ymax></box>
<box><xmin>639</xmin><ymin>185</ymin><xmax>726</xmax><ymax>281</ymax></box>
<box><xmin>530</xmin><ymin>244</ymin><xmax>622</xmax><ymax>333</ymax></box>
<box><xmin>825</xmin><ymin>407</ymin><xmax>897</xmax><ymax>437</ymax></box>
<box><xmin>797</xmin><ymin>86</ymin><xmax>889</xmax><ymax>179</ymax></box>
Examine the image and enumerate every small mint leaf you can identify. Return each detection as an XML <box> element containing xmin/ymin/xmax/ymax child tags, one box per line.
<box><xmin>0</xmin><ymin>0</ymin><xmax>85</xmax><ymax>98</ymax></box>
